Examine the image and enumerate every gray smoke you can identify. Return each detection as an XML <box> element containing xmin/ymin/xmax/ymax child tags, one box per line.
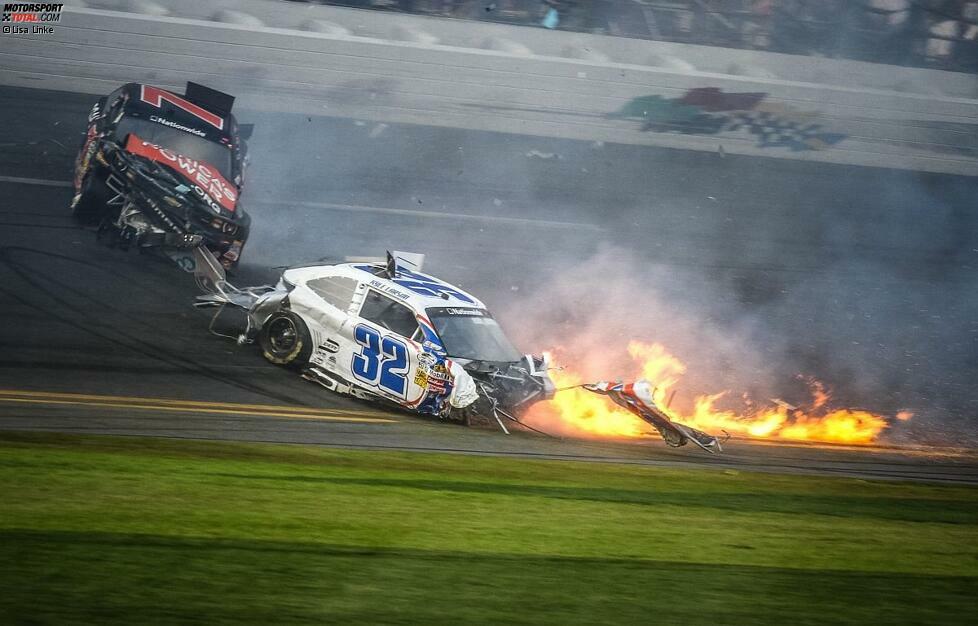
<box><xmin>237</xmin><ymin>105</ymin><xmax>977</xmax><ymax>445</ymax></box>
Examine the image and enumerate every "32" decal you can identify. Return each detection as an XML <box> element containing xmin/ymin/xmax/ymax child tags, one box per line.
<box><xmin>351</xmin><ymin>324</ymin><xmax>409</xmax><ymax>398</ymax></box>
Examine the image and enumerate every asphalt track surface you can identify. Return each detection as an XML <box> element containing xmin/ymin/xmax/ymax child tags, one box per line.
<box><xmin>1</xmin><ymin>85</ymin><xmax>976</xmax><ymax>484</ymax></box>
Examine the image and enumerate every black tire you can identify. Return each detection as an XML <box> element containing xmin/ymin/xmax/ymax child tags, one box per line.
<box><xmin>447</xmin><ymin>406</ymin><xmax>473</xmax><ymax>427</ymax></box>
<box><xmin>259</xmin><ymin>311</ymin><xmax>313</xmax><ymax>367</ymax></box>
<box><xmin>71</xmin><ymin>173</ymin><xmax>106</xmax><ymax>223</ymax></box>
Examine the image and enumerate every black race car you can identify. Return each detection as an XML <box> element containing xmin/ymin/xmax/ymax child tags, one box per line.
<box><xmin>72</xmin><ymin>82</ymin><xmax>252</xmax><ymax>269</ymax></box>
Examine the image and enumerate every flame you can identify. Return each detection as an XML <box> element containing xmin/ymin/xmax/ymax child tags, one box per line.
<box><xmin>526</xmin><ymin>341</ymin><xmax>907</xmax><ymax>445</ymax></box>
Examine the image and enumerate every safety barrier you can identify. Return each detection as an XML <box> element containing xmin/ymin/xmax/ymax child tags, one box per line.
<box><xmin>1</xmin><ymin>3</ymin><xmax>976</xmax><ymax>174</ymax></box>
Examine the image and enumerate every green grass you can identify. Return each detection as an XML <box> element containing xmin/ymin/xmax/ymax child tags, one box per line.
<box><xmin>1</xmin><ymin>432</ymin><xmax>976</xmax><ymax>625</ymax></box>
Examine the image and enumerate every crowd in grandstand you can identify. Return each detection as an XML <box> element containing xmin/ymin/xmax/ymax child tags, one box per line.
<box><xmin>294</xmin><ymin>1</ymin><xmax>978</xmax><ymax>72</ymax></box>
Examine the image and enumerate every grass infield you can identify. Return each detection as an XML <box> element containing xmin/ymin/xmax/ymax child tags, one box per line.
<box><xmin>1</xmin><ymin>431</ymin><xmax>976</xmax><ymax>624</ymax></box>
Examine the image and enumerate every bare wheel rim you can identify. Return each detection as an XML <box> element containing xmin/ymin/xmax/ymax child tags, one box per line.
<box><xmin>268</xmin><ymin>317</ymin><xmax>298</xmax><ymax>353</ymax></box>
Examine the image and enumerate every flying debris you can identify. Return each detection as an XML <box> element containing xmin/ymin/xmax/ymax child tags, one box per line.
<box><xmin>583</xmin><ymin>380</ymin><xmax>724</xmax><ymax>453</ymax></box>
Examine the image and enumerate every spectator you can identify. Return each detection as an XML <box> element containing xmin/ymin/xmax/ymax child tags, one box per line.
<box><xmin>771</xmin><ymin>0</ymin><xmax>847</xmax><ymax>56</ymax></box>
<box><xmin>958</xmin><ymin>1</ymin><xmax>978</xmax><ymax>69</ymax></box>
<box><xmin>851</xmin><ymin>0</ymin><xmax>912</xmax><ymax>64</ymax></box>
<box><xmin>742</xmin><ymin>0</ymin><xmax>774</xmax><ymax>49</ymax></box>
<box><xmin>922</xmin><ymin>1</ymin><xmax>962</xmax><ymax>66</ymax></box>
<box><xmin>296</xmin><ymin>0</ymin><xmax>977</xmax><ymax>72</ymax></box>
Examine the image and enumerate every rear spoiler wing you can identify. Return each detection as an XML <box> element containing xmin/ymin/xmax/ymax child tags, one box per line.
<box><xmin>345</xmin><ymin>250</ymin><xmax>425</xmax><ymax>279</ymax></box>
<box><xmin>185</xmin><ymin>82</ymin><xmax>234</xmax><ymax>117</ymax></box>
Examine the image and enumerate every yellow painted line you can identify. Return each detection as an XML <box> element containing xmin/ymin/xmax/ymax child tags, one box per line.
<box><xmin>0</xmin><ymin>389</ymin><xmax>389</xmax><ymax>419</ymax></box>
<box><xmin>0</xmin><ymin>397</ymin><xmax>395</xmax><ymax>423</ymax></box>
<box><xmin>0</xmin><ymin>392</ymin><xmax>396</xmax><ymax>424</ymax></box>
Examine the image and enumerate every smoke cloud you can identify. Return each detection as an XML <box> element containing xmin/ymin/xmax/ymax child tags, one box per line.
<box><xmin>238</xmin><ymin>106</ymin><xmax>976</xmax><ymax>445</ymax></box>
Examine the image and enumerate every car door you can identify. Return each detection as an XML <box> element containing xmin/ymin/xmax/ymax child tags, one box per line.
<box><xmin>290</xmin><ymin>271</ymin><xmax>359</xmax><ymax>377</ymax></box>
<box><xmin>343</xmin><ymin>287</ymin><xmax>428</xmax><ymax>405</ymax></box>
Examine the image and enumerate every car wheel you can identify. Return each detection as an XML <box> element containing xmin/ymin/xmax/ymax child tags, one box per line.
<box><xmin>447</xmin><ymin>406</ymin><xmax>473</xmax><ymax>427</ymax></box>
<box><xmin>259</xmin><ymin>311</ymin><xmax>312</xmax><ymax>367</ymax></box>
<box><xmin>71</xmin><ymin>173</ymin><xmax>106</xmax><ymax>223</ymax></box>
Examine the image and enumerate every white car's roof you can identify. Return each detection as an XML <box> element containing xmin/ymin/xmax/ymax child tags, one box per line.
<box><xmin>283</xmin><ymin>262</ymin><xmax>486</xmax><ymax>313</ymax></box>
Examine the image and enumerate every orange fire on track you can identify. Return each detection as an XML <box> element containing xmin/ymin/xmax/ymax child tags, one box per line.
<box><xmin>524</xmin><ymin>341</ymin><xmax>907</xmax><ymax>445</ymax></box>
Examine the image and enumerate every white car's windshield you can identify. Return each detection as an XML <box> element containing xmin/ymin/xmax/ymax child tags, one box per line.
<box><xmin>426</xmin><ymin>307</ymin><xmax>520</xmax><ymax>363</ymax></box>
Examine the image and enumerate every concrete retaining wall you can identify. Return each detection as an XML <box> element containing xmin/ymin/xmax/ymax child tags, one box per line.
<box><xmin>84</xmin><ymin>0</ymin><xmax>978</xmax><ymax>99</ymax></box>
<box><xmin>1</xmin><ymin>3</ymin><xmax>976</xmax><ymax>175</ymax></box>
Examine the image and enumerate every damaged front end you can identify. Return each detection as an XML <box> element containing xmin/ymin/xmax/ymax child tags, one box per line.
<box><xmin>94</xmin><ymin>140</ymin><xmax>248</xmax><ymax>270</ymax></box>
<box><xmin>189</xmin><ymin>250</ymin><xmax>557</xmax><ymax>433</ymax></box>
<box><xmin>457</xmin><ymin>355</ymin><xmax>556</xmax><ymax>434</ymax></box>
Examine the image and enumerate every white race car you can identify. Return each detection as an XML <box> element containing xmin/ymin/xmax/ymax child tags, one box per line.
<box><xmin>195</xmin><ymin>250</ymin><xmax>555</xmax><ymax>431</ymax></box>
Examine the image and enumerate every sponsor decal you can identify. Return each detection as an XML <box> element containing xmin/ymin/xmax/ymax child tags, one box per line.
<box><xmin>367</xmin><ymin>279</ymin><xmax>411</xmax><ymax>301</ymax></box>
<box><xmin>140</xmin><ymin>85</ymin><xmax>224</xmax><ymax>131</ymax></box>
<box><xmin>124</xmin><ymin>134</ymin><xmax>237</xmax><ymax>212</ymax></box>
<box><xmin>414</xmin><ymin>358</ymin><xmax>450</xmax><ymax>392</ymax></box>
<box><xmin>422</xmin><ymin>340</ymin><xmax>444</xmax><ymax>352</ymax></box>
<box><xmin>2</xmin><ymin>2</ymin><xmax>61</xmax><ymax>34</ymax></box>
<box><xmin>425</xmin><ymin>362</ymin><xmax>450</xmax><ymax>394</ymax></box>
<box><xmin>355</xmin><ymin>267</ymin><xmax>476</xmax><ymax>305</ymax></box>
<box><xmin>429</xmin><ymin>362</ymin><xmax>451</xmax><ymax>381</ymax></box>
<box><xmin>363</xmin><ymin>268</ymin><xmax>478</xmax><ymax>304</ymax></box>
<box><xmin>392</xmin><ymin>269</ymin><xmax>477</xmax><ymax>304</ymax></box>
<box><xmin>149</xmin><ymin>115</ymin><xmax>207</xmax><ymax>138</ymax></box>
<box><xmin>444</xmin><ymin>307</ymin><xmax>485</xmax><ymax>316</ymax></box>
<box><xmin>351</xmin><ymin>324</ymin><xmax>410</xmax><ymax>399</ymax></box>
<box><xmin>413</xmin><ymin>369</ymin><xmax>429</xmax><ymax>389</ymax></box>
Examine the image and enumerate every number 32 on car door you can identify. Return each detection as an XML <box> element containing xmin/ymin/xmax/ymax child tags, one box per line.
<box><xmin>351</xmin><ymin>324</ymin><xmax>410</xmax><ymax>398</ymax></box>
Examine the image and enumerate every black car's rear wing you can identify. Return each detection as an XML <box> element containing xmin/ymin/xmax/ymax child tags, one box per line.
<box><xmin>185</xmin><ymin>82</ymin><xmax>234</xmax><ymax>116</ymax></box>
